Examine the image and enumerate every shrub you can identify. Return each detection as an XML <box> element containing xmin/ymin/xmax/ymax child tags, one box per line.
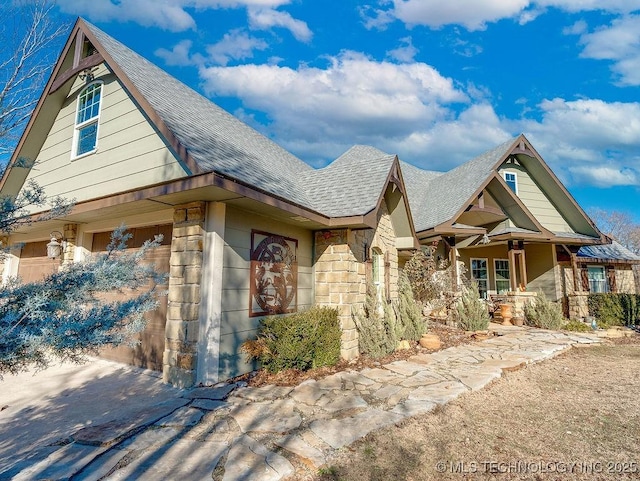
<box><xmin>353</xmin><ymin>282</ymin><xmax>398</xmax><ymax>359</ymax></box>
<box><xmin>395</xmin><ymin>272</ymin><xmax>427</xmax><ymax>341</ymax></box>
<box><xmin>403</xmin><ymin>247</ymin><xmax>454</xmax><ymax>311</ymax></box>
<box><xmin>588</xmin><ymin>293</ymin><xmax>640</xmax><ymax>326</ymax></box>
<box><xmin>563</xmin><ymin>320</ymin><xmax>592</xmax><ymax>332</ymax></box>
<box><xmin>523</xmin><ymin>292</ymin><xmax>565</xmax><ymax>330</ymax></box>
<box><xmin>455</xmin><ymin>282</ymin><xmax>490</xmax><ymax>331</ymax></box>
<box><xmin>240</xmin><ymin>306</ymin><xmax>341</xmax><ymax>373</ymax></box>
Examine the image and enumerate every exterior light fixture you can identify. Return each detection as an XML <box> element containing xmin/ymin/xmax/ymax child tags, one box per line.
<box><xmin>47</xmin><ymin>231</ymin><xmax>65</xmax><ymax>259</ymax></box>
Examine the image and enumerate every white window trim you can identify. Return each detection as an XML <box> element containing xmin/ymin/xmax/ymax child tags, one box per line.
<box><xmin>494</xmin><ymin>258</ymin><xmax>510</xmax><ymax>294</ymax></box>
<box><xmin>71</xmin><ymin>80</ymin><xmax>103</xmax><ymax>160</ymax></box>
<box><xmin>470</xmin><ymin>257</ymin><xmax>489</xmax><ymax>298</ymax></box>
<box><xmin>503</xmin><ymin>171</ymin><xmax>518</xmax><ymax>194</ymax></box>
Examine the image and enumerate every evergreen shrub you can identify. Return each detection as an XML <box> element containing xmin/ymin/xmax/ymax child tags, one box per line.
<box><xmin>240</xmin><ymin>306</ymin><xmax>341</xmax><ymax>373</ymax></box>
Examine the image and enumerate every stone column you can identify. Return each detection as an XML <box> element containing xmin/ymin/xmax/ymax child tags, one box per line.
<box><xmin>568</xmin><ymin>292</ymin><xmax>589</xmax><ymax>321</ymax></box>
<box><xmin>314</xmin><ymin>229</ymin><xmax>366</xmax><ymax>360</ymax></box>
<box><xmin>163</xmin><ymin>201</ymin><xmax>205</xmax><ymax>388</ymax></box>
<box><xmin>62</xmin><ymin>224</ymin><xmax>77</xmax><ymax>266</ymax></box>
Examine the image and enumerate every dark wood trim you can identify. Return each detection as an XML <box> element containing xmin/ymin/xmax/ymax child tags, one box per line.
<box><xmin>73</xmin><ymin>30</ymin><xmax>85</xmax><ymax>68</ymax></box>
<box><xmin>50</xmin><ymin>53</ymin><xmax>104</xmax><ymax>94</ymax></box>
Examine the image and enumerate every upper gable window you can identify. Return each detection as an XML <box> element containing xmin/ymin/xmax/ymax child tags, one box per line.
<box><xmin>72</xmin><ymin>81</ymin><xmax>102</xmax><ymax>158</ymax></box>
<box><xmin>503</xmin><ymin>171</ymin><xmax>517</xmax><ymax>194</ymax></box>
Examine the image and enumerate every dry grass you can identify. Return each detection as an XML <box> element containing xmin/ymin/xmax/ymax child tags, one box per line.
<box><xmin>310</xmin><ymin>338</ymin><xmax>640</xmax><ymax>481</ymax></box>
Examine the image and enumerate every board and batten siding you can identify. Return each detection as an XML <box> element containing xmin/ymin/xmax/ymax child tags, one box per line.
<box><xmin>499</xmin><ymin>164</ymin><xmax>574</xmax><ymax>234</ymax></box>
<box><xmin>21</xmin><ymin>64</ymin><xmax>188</xmax><ymax>210</ymax></box>
<box><xmin>217</xmin><ymin>206</ymin><xmax>314</xmax><ymax>379</ymax></box>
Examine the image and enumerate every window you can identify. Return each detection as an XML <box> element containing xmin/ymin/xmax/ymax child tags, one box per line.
<box><xmin>503</xmin><ymin>171</ymin><xmax>517</xmax><ymax>194</ymax></box>
<box><xmin>371</xmin><ymin>247</ymin><xmax>386</xmax><ymax>307</ymax></box>
<box><xmin>471</xmin><ymin>258</ymin><xmax>488</xmax><ymax>299</ymax></box>
<box><xmin>494</xmin><ymin>259</ymin><xmax>510</xmax><ymax>294</ymax></box>
<box><xmin>73</xmin><ymin>82</ymin><xmax>102</xmax><ymax>158</ymax></box>
<box><xmin>587</xmin><ymin>266</ymin><xmax>609</xmax><ymax>293</ymax></box>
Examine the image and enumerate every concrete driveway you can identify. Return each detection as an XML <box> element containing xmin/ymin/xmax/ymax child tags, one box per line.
<box><xmin>0</xmin><ymin>358</ymin><xmax>183</xmax><ymax>474</ymax></box>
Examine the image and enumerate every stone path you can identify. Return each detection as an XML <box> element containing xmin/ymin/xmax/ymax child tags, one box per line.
<box><xmin>1</xmin><ymin>326</ymin><xmax>600</xmax><ymax>480</ymax></box>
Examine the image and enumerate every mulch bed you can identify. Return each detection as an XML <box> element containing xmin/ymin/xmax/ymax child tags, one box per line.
<box><xmin>231</xmin><ymin>322</ymin><xmax>478</xmax><ymax>388</ymax></box>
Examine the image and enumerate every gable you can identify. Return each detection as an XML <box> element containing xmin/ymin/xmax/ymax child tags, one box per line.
<box><xmin>17</xmin><ymin>63</ymin><xmax>188</xmax><ymax>211</ymax></box>
<box><xmin>498</xmin><ymin>159</ymin><xmax>573</xmax><ymax>234</ymax></box>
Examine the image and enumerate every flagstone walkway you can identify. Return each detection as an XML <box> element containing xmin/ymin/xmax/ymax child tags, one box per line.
<box><xmin>1</xmin><ymin>326</ymin><xmax>600</xmax><ymax>480</ymax></box>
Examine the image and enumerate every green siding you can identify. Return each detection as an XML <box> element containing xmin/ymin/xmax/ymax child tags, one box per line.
<box><xmin>499</xmin><ymin>164</ymin><xmax>574</xmax><ymax>233</ymax></box>
<box><xmin>21</xmin><ymin>64</ymin><xmax>188</xmax><ymax>211</ymax></box>
<box><xmin>217</xmin><ymin>206</ymin><xmax>314</xmax><ymax>380</ymax></box>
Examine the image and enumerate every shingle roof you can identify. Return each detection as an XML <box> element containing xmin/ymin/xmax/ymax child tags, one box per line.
<box><xmin>303</xmin><ymin>145</ymin><xmax>396</xmax><ymax>217</ymax></box>
<box><xmin>403</xmin><ymin>138</ymin><xmax>516</xmax><ymax>232</ymax></box>
<box><xmin>578</xmin><ymin>241</ymin><xmax>640</xmax><ymax>262</ymax></box>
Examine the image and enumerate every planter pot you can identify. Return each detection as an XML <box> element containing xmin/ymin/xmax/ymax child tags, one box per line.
<box><xmin>473</xmin><ymin>330</ymin><xmax>490</xmax><ymax>341</ymax></box>
<box><xmin>513</xmin><ymin>317</ymin><xmax>524</xmax><ymax>327</ymax></box>
<box><xmin>500</xmin><ymin>303</ymin><xmax>513</xmax><ymax>326</ymax></box>
<box><xmin>419</xmin><ymin>333</ymin><xmax>441</xmax><ymax>350</ymax></box>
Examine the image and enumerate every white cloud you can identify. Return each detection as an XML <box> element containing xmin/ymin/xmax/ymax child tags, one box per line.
<box><xmin>155</xmin><ymin>40</ymin><xmax>195</xmax><ymax>67</ymax></box>
<box><xmin>569</xmin><ymin>165</ymin><xmax>638</xmax><ymax>187</ymax></box>
<box><xmin>387</xmin><ymin>0</ymin><xmax>530</xmax><ymax>31</ymax></box>
<box><xmin>520</xmin><ymin>98</ymin><xmax>640</xmax><ymax>187</ymax></box>
<box><xmin>576</xmin><ymin>15</ymin><xmax>640</xmax><ymax>86</ymax></box>
<box><xmin>199</xmin><ymin>52</ymin><xmax>467</xmax><ymax>141</ymax></box>
<box><xmin>58</xmin><ymin>0</ymin><xmax>310</xmax><ymax>39</ymax></box>
<box><xmin>205</xmin><ymin>30</ymin><xmax>269</xmax><ymax>65</ymax></box>
<box><xmin>58</xmin><ymin>0</ymin><xmax>196</xmax><ymax>31</ymax></box>
<box><xmin>386</xmin><ymin>37</ymin><xmax>418</xmax><ymax>63</ymax></box>
<box><xmin>373</xmin><ymin>0</ymin><xmax>640</xmax><ymax>31</ymax></box>
<box><xmin>248</xmin><ymin>7</ymin><xmax>313</xmax><ymax>42</ymax></box>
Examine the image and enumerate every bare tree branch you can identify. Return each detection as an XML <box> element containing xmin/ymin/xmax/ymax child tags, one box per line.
<box><xmin>589</xmin><ymin>208</ymin><xmax>640</xmax><ymax>255</ymax></box>
<box><xmin>0</xmin><ymin>1</ymin><xmax>70</xmax><ymax>159</ymax></box>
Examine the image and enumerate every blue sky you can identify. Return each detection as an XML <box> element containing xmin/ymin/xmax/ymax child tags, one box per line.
<box><xmin>48</xmin><ymin>1</ymin><xmax>640</xmax><ymax>220</ymax></box>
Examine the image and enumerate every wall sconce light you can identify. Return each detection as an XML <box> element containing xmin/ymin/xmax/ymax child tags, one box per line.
<box><xmin>363</xmin><ymin>242</ymin><xmax>369</xmax><ymax>262</ymax></box>
<box><xmin>47</xmin><ymin>231</ymin><xmax>65</xmax><ymax>259</ymax></box>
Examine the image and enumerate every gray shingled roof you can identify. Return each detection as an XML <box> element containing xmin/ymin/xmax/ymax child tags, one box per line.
<box><xmin>303</xmin><ymin>145</ymin><xmax>396</xmax><ymax>217</ymax></box>
<box><xmin>85</xmin><ymin>22</ymin><xmax>314</xmax><ymax>209</ymax></box>
<box><xmin>403</xmin><ymin>138</ymin><xmax>517</xmax><ymax>232</ymax></box>
<box><xmin>578</xmin><ymin>241</ymin><xmax>640</xmax><ymax>262</ymax></box>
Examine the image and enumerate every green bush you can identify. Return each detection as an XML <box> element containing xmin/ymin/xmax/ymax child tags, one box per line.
<box><xmin>456</xmin><ymin>282</ymin><xmax>490</xmax><ymax>331</ymax></box>
<box><xmin>353</xmin><ymin>282</ymin><xmax>398</xmax><ymax>359</ymax></box>
<box><xmin>395</xmin><ymin>272</ymin><xmax>427</xmax><ymax>341</ymax></box>
<box><xmin>563</xmin><ymin>320</ymin><xmax>592</xmax><ymax>332</ymax></box>
<box><xmin>240</xmin><ymin>306</ymin><xmax>341</xmax><ymax>373</ymax></box>
<box><xmin>588</xmin><ymin>293</ymin><xmax>640</xmax><ymax>326</ymax></box>
<box><xmin>523</xmin><ymin>292</ymin><xmax>565</xmax><ymax>330</ymax></box>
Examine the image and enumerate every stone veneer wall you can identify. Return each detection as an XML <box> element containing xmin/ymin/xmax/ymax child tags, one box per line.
<box><xmin>568</xmin><ymin>292</ymin><xmax>589</xmax><ymax>320</ymax></box>
<box><xmin>62</xmin><ymin>223</ymin><xmax>77</xmax><ymax>266</ymax></box>
<box><xmin>314</xmin><ymin>200</ymin><xmax>399</xmax><ymax>360</ymax></box>
<box><xmin>163</xmin><ymin>201</ymin><xmax>205</xmax><ymax>388</ymax></box>
<box><xmin>504</xmin><ymin>291</ymin><xmax>537</xmax><ymax>320</ymax></box>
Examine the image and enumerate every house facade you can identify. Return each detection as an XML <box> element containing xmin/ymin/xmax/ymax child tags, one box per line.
<box><xmin>0</xmin><ymin>20</ymin><xmax>415</xmax><ymax>387</ymax></box>
<box><xmin>1</xmin><ymin>19</ymin><xmax>634</xmax><ymax>387</ymax></box>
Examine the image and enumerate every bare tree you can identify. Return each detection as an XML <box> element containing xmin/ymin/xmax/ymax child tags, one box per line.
<box><xmin>589</xmin><ymin>208</ymin><xmax>640</xmax><ymax>254</ymax></box>
<box><xmin>0</xmin><ymin>1</ymin><xmax>69</xmax><ymax>159</ymax></box>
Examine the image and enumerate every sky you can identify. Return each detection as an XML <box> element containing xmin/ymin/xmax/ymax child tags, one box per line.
<box><xmin>42</xmin><ymin>1</ymin><xmax>640</xmax><ymax>220</ymax></box>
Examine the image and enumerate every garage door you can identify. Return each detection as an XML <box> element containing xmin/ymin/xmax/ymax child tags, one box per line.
<box><xmin>93</xmin><ymin>225</ymin><xmax>172</xmax><ymax>371</ymax></box>
<box><xmin>17</xmin><ymin>241</ymin><xmax>59</xmax><ymax>283</ymax></box>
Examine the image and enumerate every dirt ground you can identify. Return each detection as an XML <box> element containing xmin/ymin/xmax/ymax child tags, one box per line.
<box><xmin>308</xmin><ymin>337</ymin><xmax>640</xmax><ymax>481</ymax></box>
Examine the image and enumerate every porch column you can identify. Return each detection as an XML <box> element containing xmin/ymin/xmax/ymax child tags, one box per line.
<box><xmin>508</xmin><ymin>240</ymin><xmax>527</xmax><ymax>291</ymax></box>
<box><xmin>445</xmin><ymin>237</ymin><xmax>458</xmax><ymax>291</ymax></box>
<box><xmin>163</xmin><ymin>201</ymin><xmax>206</xmax><ymax>388</ymax></box>
<box><xmin>196</xmin><ymin>202</ymin><xmax>226</xmax><ymax>385</ymax></box>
